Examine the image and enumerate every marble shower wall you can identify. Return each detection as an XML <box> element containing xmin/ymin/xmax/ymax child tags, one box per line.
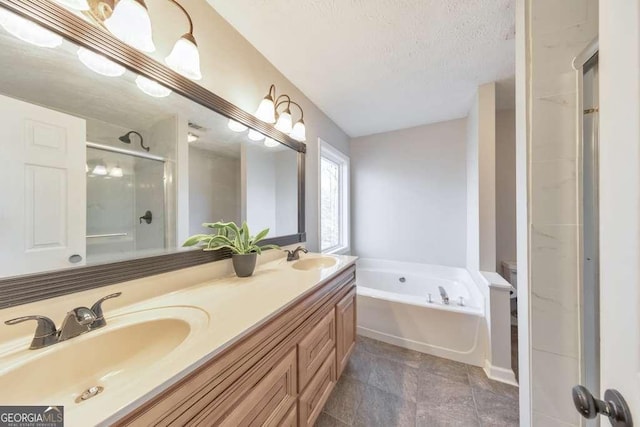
<box><xmin>528</xmin><ymin>0</ymin><xmax>598</xmax><ymax>425</ymax></box>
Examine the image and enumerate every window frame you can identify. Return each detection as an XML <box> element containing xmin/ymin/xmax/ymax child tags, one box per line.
<box><xmin>318</xmin><ymin>139</ymin><xmax>350</xmax><ymax>255</ymax></box>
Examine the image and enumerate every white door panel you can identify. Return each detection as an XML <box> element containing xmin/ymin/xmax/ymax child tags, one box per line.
<box><xmin>0</xmin><ymin>93</ymin><xmax>86</xmax><ymax>276</ymax></box>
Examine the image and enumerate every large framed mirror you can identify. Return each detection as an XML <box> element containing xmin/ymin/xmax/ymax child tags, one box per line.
<box><xmin>0</xmin><ymin>0</ymin><xmax>306</xmax><ymax>308</ymax></box>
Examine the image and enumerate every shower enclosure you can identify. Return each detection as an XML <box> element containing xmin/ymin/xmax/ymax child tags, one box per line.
<box><xmin>86</xmin><ymin>143</ymin><xmax>167</xmax><ymax>264</ymax></box>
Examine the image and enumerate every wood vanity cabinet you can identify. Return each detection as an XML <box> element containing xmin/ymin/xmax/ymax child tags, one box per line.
<box><xmin>115</xmin><ymin>264</ymin><xmax>356</xmax><ymax>427</ymax></box>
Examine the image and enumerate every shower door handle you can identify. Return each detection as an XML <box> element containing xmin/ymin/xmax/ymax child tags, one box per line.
<box><xmin>139</xmin><ymin>210</ymin><xmax>152</xmax><ymax>224</ymax></box>
<box><xmin>572</xmin><ymin>385</ymin><xmax>632</xmax><ymax>426</ymax></box>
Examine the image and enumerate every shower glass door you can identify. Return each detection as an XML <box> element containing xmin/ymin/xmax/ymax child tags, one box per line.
<box><xmin>86</xmin><ymin>145</ymin><xmax>166</xmax><ymax>263</ymax></box>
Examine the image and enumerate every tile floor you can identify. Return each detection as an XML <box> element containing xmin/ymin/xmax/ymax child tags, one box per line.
<box><xmin>316</xmin><ymin>336</ymin><xmax>519</xmax><ymax>427</ymax></box>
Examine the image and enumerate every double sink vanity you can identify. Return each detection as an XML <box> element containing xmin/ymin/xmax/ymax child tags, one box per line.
<box><xmin>0</xmin><ymin>2</ymin><xmax>356</xmax><ymax>425</ymax></box>
<box><xmin>0</xmin><ymin>252</ymin><xmax>357</xmax><ymax>426</ymax></box>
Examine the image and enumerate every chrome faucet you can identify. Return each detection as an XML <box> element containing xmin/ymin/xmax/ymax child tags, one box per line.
<box><xmin>285</xmin><ymin>246</ymin><xmax>308</xmax><ymax>261</ymax></box>
<box><xmin>4</xmin><ymin>292</ymin><xmax>122</xmax><ymax>350</ymax></box>
<box><xmin>438</xmin><ymin>286</ymin><xmax>450</xmax><ymax>305</ymax></box>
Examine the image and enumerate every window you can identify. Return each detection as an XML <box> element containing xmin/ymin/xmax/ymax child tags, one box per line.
<box><xmin>319</xmin><ymin>139</ymin><xmax>350</xmax><ymax>254</ymax></box>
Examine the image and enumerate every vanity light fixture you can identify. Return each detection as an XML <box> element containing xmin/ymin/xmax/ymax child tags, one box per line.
<box><xmin>92</xmin><ymin>163</ymin><xmax>108</xmax><ymax>176</ymax></box>
<box><xmin>187</xmin><ymin>132</ymin><xmax>199</xmax><ymax>143</ymax></box>
<box><xmin>135</xmin><ymin>75</ymin><xmax>172</xmax><ymax>98</ymax></box>
<box><xmin>255</xmin><ymin>85</ymin><xmax>277</xmax><ymax>123</ymax></box>
<box><xmin>83</xmin><ymin>0</ymin><xmax>202</xmax><ymax>80</ymax></box>
<box><xmin>109</xmin><ymin>165</ymin><xmax>124</xmax><ymax>177</ymax></box>
<box><xmin>77</xmin><ymin>47</ymin><xmax>126</xmax><ymax>77</ymax></box>
<box><xmin>104</xmin><ymin>0</ymin><xmax>155</xmax><ymax>53</ymax></box>
<box><xmin>264</xmin><ymin>138</ymin><xmax>279</xmax><ymax>148</ymax></box>
<box><xmin>0</xmin><ymin>8</ymin><xmax>63</xmax><ymax>48</ymax></box>
<box><xmin>255</xmin><ymin>85</ymin><xmax>307</xmax><ymax>142</ymax></box>
<box><xmin>248</xmin><ymin>129</ymin><xmax>265</xmax><ymax>142</ymax></box>
<box><xmin>227</xmin><ymin>119</ymin><xmax>248</xmax><ymax>133</ymax></box>
<box><xmin>53</xmin><ymin>0</ymin><xmax>90</xmax><ymax>11</ymax></box>
<box><xmin>164</xmin><ymin>1</ymin><xmax>202</xmax><ymax>80</ymax></box>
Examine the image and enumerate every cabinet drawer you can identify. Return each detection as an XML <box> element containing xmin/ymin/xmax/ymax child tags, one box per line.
<box><xmin>197</xmin><ymin>348</ymin><xmax>297</xmax><ymax>427</ymax></box>
<box><xmin>298</xmin><ymin>309</ymin><xmax>336</xmax><ymax>390</ymax></box>
<box><xmin>299</xmin><ymin>349</ymin><xmax>336</xmax><ymax>427</ymax></box>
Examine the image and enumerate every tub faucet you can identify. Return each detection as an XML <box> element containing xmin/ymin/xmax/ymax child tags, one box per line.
<box><xmin>438</xmin><ymin>286</ymin><xmax>450</xmax><ymax>305</ymax></box>
<box><xmin>285</xmin><ymin>246</ymin><xmax>308</xmax><ymax>261</ymax></box>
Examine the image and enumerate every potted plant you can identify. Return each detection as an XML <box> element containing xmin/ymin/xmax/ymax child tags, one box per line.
<box><xmin>183</xmin><ymin>221</ymin><xmax>279</xmax><ymax>277</ymax></box>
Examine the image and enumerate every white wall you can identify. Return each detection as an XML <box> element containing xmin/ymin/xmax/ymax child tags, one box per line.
<box><xmin>275</xmin><ymin>151</ymin><xmax>299</xmax><ymax>236</ymax></box>
<box><xmin>466</xmin><ymin>83</ymin><xmax>516</xmax><ymax>385</ymax></box>
<box><xmin>188</xmin><ymin>146</ymin><xmax>240</xmax><ymax>235</ymax></box>
<box><xmin>496</xmin><ymin>109</ymin><xmax>517</xmax><ymax>273</ymax></box>
<box><xmin>466</xmin><ymin>83</ymin><xmax>497</xmax><ymax>273</ymax></box>
<box><xmin>350</xmin><ymin>118</ymin><xmax>467</xmax><ymax>267</ymax></box>
<box><xmin>150</xmin><ymin>0</ymin><xmax>350</xmax><ymax>251</ymax></box>
<box><xmin>244</xmin><ymin>146</ymin><xmax>277</xmax><ymax>234</ymax></box>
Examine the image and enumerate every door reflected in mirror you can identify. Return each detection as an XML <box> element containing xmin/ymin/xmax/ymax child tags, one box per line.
<box><xmin>0</xmin><ymin>9</ymin><xmax>301</xmax><ymax>279</ymax></box>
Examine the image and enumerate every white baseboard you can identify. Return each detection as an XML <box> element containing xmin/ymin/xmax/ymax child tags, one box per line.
<box><xmin>483</xmin><ymin>360</ymin><xmax>519</xmax><ymax>386</ymax></box>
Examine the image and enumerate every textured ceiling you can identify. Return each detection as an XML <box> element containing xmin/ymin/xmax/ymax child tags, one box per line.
<box><xmin>209</xmin><ymin>0</ymin><xmax>516</xmax><ymax>137</ymax></box>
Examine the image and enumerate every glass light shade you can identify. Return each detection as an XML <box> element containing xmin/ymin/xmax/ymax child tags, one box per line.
<box><xmin>165</xmin><ymin>34</ymin><xmax>202</xmax><ymax>80</ymax></box>
<box><xmin>264</xmin><ymin>138</ymin><xmax>279</xmax><ymax>148</ymax></box>
<box><xmin>290</xmin><ymin>120</ymin><xmax>306</xmax><ymax>142</ymax></box>
<box><xmin>104</xmin><ymin>0</ymin><xmax>155</xmax><ymax>53</ymax></box>
<box><xmin>275</xmin><ymin>110</ymin><xmax>293</xmax><ymax>134</ymax></box>
<box><xmin>255</xmin><ymin>97</ymin><xmax>276</xmax><ymax>123</ymax></box>
<box><xmin>248</xmin><ymin>129</ymin><xmax>265</xmax><ymax>141</ymax></box>
<box><xmin>227</xmin><ymin>119</ymin><xmax>248</xmax><ymax>133</ymax></box>
<box><xmin>109</xmin><ymin>166</ymin><xmax>123</xmax><ymax>178</ymax></box>
<box><xmin>0</xmin><ymin>9</ymin><xmax>63</xmax><ymax>48</ymax></box>
<box><xmin>135</xmin><ymin>76</ymin><xmax>171</xmax><ymax>98</ymax></box>
<box><xmin>92</xmin><ymin>164</ymin><xmax>108</xmax><ymax>176</ymax></box>
<box><xmin>187</xmin><ymin>132</ymin><xmax>199</xmax><ymax>143</ymax></box>
<box><xmin>77</xmin><ymin>47</ymin><xmax>125</xmax><ymax>77</ymax></box>
<box><xmin>54</xmin><ymin>0</ymin><xmax>90</xmax><ymax>10</ymax></box>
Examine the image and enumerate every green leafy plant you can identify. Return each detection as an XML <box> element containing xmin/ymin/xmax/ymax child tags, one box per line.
<box><xmin>182</xmin><ymin>221</ymin><xmax>280</xmax><ymax>255</ymax></box>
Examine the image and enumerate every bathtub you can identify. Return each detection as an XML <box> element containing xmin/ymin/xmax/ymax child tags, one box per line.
<box><xmin>356</xmin><ymin>258</ymin><xmax>487</xmax><ymax>366</ymax></box>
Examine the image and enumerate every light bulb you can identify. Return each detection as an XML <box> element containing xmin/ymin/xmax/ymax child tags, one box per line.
<box><xmin>109</xmin><ymin>166</ymin><xmax>123</xmax><ymax>177</ymax></box>
<box><xmin>104</xmin><ymin>0</ymin><xmax>155</xmax><ymax>53</ymax></box>
<box><xmin>228</xmin><ymin>119</ymin><xmax>248</xmax><ymax>133</ymax></box>
<box><xmin>264</xmin><ymin>138</ymin><xmax>279</xmax><ymax>148</ymax></box>
<box><xmin>187</xmin><ymin>132</ymin><xmax>199</xmax><ymax>143</ymax></box>
<box><xmin>248</xmin><ymin>129</ymin><xmax>265</xmax><ymax>141</ymax></box>
<box><xmin>135</xmin><ymin>76</ymin><xmax>171</xmax><ymax>98</ymax></box>
<box><xmin>0</xmin><ymin>9</ymin><xmax>63</xmax><ymax>48</ymax></box>
<box><xmin>54</xmin><ymin>0</ymin><xmax>90</xmax><ymax>10</ymax></box>
<box><xmin>255</xmin><ymin>97</ymin><xmax>276</xmax><ymax>123</ymax></box>
<box><xmin>92</xmin><ymin>164</ymin><xmax>108</xmax><ymax>176</ymax></box>
<box><xmin>290</xmin><ymin>119</ymin><xmax>306</xmax><ymax>142</ymax></box>
<box><xmin>165</xmin><ymin>34</ymin><xmax>202</xmax><ymax>80</ymax></box>
<box><xmin>275</xmin><ymin>109</ymin><xmax>293</xmax><ymax>134</ymax></box>
<box><xmin>77</xmin><ymin>47</ymin><xmax>126</xmax><ymax>77</ymax></box>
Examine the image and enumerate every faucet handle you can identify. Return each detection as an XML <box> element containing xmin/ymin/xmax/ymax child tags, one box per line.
<box><xmin>5</xmin><ymin>316</ymin><xmax>58</xmax><ymax>349</ymax></box>
<box><xmin>89</xmin><ymin>292</ymin><xmax>122</xmax><ymax>329</ymax></box>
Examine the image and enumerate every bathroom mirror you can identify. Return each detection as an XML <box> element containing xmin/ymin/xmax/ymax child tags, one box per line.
<box><xmin>0</xmin><ymin>1</ymin><xmax>305</xmax><ymax>305</ymax></box>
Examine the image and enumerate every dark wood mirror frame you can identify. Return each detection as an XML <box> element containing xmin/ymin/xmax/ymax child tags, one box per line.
<box><xmin>0</xmin><ymin>0</ymin><xmax>306</xmax><ymax>309</ymax></box>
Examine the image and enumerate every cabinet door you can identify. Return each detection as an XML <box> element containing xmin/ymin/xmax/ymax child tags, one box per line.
<box><xmin>336</xmin><ymin>288</ymin><xmax>356</xmax><ymax>377</ymax></box>
<box><xmin>298</xmin><ymin>309</ymin><xmax>336</xmax><ymax>390</ymax></box>
<box><xmin>298</xmin><ymin>350</ymin><xmax>336</xmax><ymax>427</ymax></box>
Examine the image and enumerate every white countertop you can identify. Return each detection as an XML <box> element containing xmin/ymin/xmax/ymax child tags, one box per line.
<box><xmin>0</xmin><ymin>251</ymin><xmax>357</xmax><ymax>426</ymax></box>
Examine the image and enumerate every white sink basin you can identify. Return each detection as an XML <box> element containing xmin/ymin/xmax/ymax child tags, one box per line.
<box><xmin>292</xmin><ymin>256</ymin><xmax>338</xmax><ymax>271</ymax></box>
<box><xmin>0</xmin><ymin>306</ymin><xmax>209</xmax><ymax>405</ymax></box>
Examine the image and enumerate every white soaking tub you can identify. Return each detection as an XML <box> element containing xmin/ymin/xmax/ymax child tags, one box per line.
<box><xmin>356</xmin><ymin>258</ymin><xmax>487</xmax><ymax>366</ymax></box>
